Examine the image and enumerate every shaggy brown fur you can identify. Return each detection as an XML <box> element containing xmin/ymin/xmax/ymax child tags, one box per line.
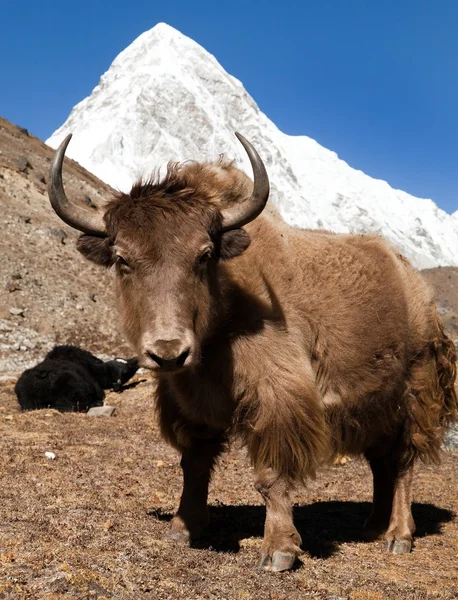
<box><xmin>73</xmin><ymin>157</ymin><xmax>458</xmax><ymax>572</ymax></box>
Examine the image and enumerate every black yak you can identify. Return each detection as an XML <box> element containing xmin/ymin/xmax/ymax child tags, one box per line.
<box><xmin>15</xmin><ymin>345</ymin><xmax>139</xmax><ymax>412</ymax></box>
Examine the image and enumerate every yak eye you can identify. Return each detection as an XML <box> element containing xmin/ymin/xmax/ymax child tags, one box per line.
<box><xmin>197</xmin><ymin>247</ymin><xmax>213</xmax><ymax>266</ymax></box>
<box><xmin>116</xmin><ymin>254</ymin><xmax>131</xmax><ymax>272</ymax></box>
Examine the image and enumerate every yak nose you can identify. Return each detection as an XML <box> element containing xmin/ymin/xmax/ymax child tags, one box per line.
<box><xmin>146</xmin><ymin>339</ymin><xmax>190</xmax><ymax>370</ymax></box>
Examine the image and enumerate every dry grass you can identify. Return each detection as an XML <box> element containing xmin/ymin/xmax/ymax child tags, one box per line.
<box><xmin>0</xmin><ymin>376</ymin><xmax>457</xmax><ymax>599</ymax></box>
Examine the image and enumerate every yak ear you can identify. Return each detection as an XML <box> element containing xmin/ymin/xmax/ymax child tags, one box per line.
<box><xmin>218</xmin><ymin>229</ymin><xmax>251</xmax><ymax>261</ymax></box>
<box><xmin>76</xmin><ymin>235</ymin><xmax>115</xmax><ymax>268</ymax></box>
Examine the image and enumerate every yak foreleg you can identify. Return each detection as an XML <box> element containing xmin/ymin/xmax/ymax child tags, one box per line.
<box><xmin>167</xmin><ymin>434</ymin><xmax>225</xmax><ymax>544</ymax></box>
<box><xmin>255</xmin><ymin>468</ymin><xmax>302</xmax><ymax>572</ymax></box>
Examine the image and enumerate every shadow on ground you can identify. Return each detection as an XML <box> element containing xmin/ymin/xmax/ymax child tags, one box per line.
<box><xmin>149</xmin><ymin>501</ymin><xmax>454</xmax><ymax>558</ymax></box>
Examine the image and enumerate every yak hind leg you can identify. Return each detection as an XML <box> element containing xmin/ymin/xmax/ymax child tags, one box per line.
<box><xmin>364</xmin><ymin>449</ymin><xmax>415</xmax><ymax>553</ymax></box>
<box><xmin>363</xmin><ymin>453</ymin><xmax>396</xmax><ymax>541</ymax></box>
<box><xmin>385</xmin><ymin>465</ymin><xmax>415</xmax><ymax>554</ymax></box>
<box><xmin>255</xmin><ymin>468</ymin><xmax>302</xmax><ymax>572</ymax></box>
<box><xmin>166</xmin><ymin>433</ymin><xmax>226</xmax><ymax>544</ymax></box>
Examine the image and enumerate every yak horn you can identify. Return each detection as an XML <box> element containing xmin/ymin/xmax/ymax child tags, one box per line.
<box><xmin>48</xmin><ymin>134</ymin><xmax>106</xmax><ymax>236</ymax></box>
<box><xmin>220</xmin><ymin>132</ymin><xmax>270</xmax><ymax>232</ymax></box>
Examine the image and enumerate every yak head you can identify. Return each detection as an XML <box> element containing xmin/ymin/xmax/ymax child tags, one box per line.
<box><xmin>48</xmin><ymin>134</ymin><xmax>269</xmax><ymax>374</ymax></box>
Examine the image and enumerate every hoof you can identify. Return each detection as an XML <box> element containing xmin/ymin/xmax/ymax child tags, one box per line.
<box><xmin>258</xmin><ymin>551</ymin><xmax>296</xmax><ymax>572</ymax></box>
<box><xmin>387</xmin><ymin>539</ymin><xmax>412</xmax><ymax>554</ymax></box>
<box><xmin>164</xmin><ymin>529</ymin><xmax>190</xmax><ymax>544</ymax></box>
<box><xmin>271</xmin><ymin>551</ymin><xmax>296</xmax><ymax>572</ymax></box>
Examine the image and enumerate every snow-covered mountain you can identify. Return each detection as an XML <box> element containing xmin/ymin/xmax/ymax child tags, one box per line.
<box><xmin>46</xmin><ymin>23</ymin><xmax>458</xmax><ymax>270</ymax></box>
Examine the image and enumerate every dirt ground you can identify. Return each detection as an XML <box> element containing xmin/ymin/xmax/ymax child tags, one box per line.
<box><xmin>0</xmin><ymin>376</ymin><xmax>457</xmax><ymax>600</ymax></box>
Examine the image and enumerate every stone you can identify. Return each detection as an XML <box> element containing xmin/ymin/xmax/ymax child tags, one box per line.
<box><xmin>87</xmin><ymin>406</ymin><xmax>116</xmax><ymax>417</ymax></box>
<box><xmin>444</xmin><ymin>423</ymin><xmax>458</xmax><ymax>451</ymax></box>
<box><xmin>9</xmin><ymin>307</ymin><xmax>24</xmax><ymax>316</ymax></box>
<box><xmin>15</xmin><ymin>156</ymin><xmax>32</xmax><ymax>173</ymax></box>
<box><xmin>6</xmin><ymin>280</ymin><xmax>21</xmax><ymax>292</ymax></box>
<box><xmin>49</xmin><ymin>228</ymin><xmax>68</xmax><ymax>245</ymax></box>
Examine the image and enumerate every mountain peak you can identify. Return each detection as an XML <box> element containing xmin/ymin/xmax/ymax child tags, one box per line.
<box><xmin>116</xmin><ymin>22</ymin><xmax>196</xmax><ymax>57</ymax></box>
<box><xmin>46</xmin><ymin>23</ymin><xmax>458</xmax><ymax>270</ymax></box>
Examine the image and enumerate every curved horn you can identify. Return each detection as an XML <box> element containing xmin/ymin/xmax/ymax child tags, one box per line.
<box><xmin>220</xmin><ymin>132</ymin><xmax>270</xmax><ymax>231</ymax></box>
<box><xmin>48</xmin><ymin>134</ymin><xmax>106</xmax><ymax>236</ymax></box>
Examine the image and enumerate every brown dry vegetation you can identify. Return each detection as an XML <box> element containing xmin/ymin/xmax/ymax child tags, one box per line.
<box><xmin>0</xmin><ymin>377</ymin><xmax>457</xmax><ymax>599</ymax></box>
<box><xmin>0</xmin><ymin>118</ymin><xmax>457</xmax><ymax>598</ymax></box>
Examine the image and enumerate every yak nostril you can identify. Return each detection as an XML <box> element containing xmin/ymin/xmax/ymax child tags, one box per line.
<box><xmin>147</xmin><ymin>352</ymin><xmax>165</xmax><ymax>367</ymax></box>
<box><xmin>175</xmin><ymin>348</ymin><xmax>190</xmax><ymax>367</ymax></box>
<box><xmin>147</xmin><ymin>344</ymin><xmax>191</xmax><ymax>370</ymax></box>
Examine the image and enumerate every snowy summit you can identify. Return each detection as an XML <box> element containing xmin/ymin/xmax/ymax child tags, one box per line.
<box><xmin>46</xmin><ymin>23</ymin><xmax>458</xmax><ymax>269</ymax></box>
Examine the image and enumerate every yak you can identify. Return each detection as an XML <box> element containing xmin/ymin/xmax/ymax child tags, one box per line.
<box><xmin>46</xmin><ymin>132</ymin><xmax>457</xmax><ymax>572</ymax></box>
<box><xmin>15</xmin><ymin>344</ymin><xmax>139</xmax><ymax>412</ymax></box>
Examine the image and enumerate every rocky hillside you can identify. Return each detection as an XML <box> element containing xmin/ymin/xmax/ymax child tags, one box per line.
<box><xmin>0</xmin><ymin>117</ymin><xmax>131</xmax><ymax>376</ymax></box>
<box><xmin>1</xmin><ymin>116</ymin><xmax>457</xmax><ymax>377</ymax></box>
<box><xmin>422</xmin><ymin>266</ymin><xmax>458</xmax><ymax>339</ymax></box>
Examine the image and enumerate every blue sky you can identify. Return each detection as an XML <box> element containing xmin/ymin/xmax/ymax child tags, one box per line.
<box><xmin>1</xmin><ymin>1</ymin><xmax>457</xmax><ymax>213</ymax></box>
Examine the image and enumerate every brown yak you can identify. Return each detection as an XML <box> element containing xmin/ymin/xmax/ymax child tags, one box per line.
<box><xmin>47</xmin><ymin>133</ymin><xmax>457</xmax><ymax>572</ymax></box>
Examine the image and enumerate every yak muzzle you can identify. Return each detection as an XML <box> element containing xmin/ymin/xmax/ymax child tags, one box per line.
<box><xmin>142</xmin><ymin>338</ymin><xmax>194</xmax><ymax>373</ymax></box>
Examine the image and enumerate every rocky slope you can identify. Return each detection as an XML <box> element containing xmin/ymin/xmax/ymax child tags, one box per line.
<box><xmin>0</xmin><ymin>117</ymin><xmax>131</xmax><ymax>376</ymax></box>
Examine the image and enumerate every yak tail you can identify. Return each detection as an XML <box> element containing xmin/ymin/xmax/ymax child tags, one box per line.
<box><xmin>406</xmin><ymin>313</ymin><xmax>458</xmax><ymax>465</ymax></box>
